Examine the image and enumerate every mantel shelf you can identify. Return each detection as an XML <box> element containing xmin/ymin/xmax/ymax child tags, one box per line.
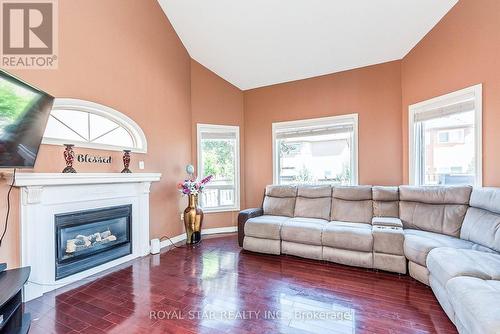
<box><xmin>11</xmin><ymin>172</ymin><xmax>162</xmax><ymax>187</ymax></box>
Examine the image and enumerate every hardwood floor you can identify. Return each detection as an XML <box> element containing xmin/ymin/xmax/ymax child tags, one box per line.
<box><xmin>26</xmin><ymin>234</ymin><xmax>457</xmax><ymax>334</ymax></box>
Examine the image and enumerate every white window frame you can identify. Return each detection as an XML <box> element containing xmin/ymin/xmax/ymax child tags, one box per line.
<box><xmin>272</xmin><ymin>114</ymin><xmax>359</xmax><ymax>185</ymax></box>
<box><xmin>197</xmin><ymin>123</ymin><xmax>240</xmax><ymax>213</ymax></box>
<box><xmin>42</xmin><ymin>98</ymin><xmax>147</xmax><ymax>153</ymax></box>
<box><xmin>408</xmin><ymin>84</ymin><xmax>482</xmax><ymax>186</ymax></box>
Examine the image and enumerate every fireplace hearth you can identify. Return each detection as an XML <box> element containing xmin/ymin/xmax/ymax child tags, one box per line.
<box><xmin>55</xmin><ymin>205</ymin><xmax>132</xmax><ymax>280</ymax></box>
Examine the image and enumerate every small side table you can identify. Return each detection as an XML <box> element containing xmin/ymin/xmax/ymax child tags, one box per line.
<box><xmin>0</xmin><ymin>266</ymin><xmax>31</xmax><ymax>334</ymax></box>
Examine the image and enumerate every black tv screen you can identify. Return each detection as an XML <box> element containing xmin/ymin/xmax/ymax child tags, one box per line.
<box><xmin>0</xmin><ymin>70</ymin><xmax>54</xmax><ymax>168</ymax></box>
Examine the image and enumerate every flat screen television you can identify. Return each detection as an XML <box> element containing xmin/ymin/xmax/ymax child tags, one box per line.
<box><xmin>0</xmin><ymin>70</ymin><xmax>54</xmax><ymax>168</ymax></box>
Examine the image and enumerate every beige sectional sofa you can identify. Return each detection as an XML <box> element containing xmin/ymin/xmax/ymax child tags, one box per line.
<box><xmin>238</xmin><ymin>184</ymin><xmax>500</xmax><ymax>334</ymax></box>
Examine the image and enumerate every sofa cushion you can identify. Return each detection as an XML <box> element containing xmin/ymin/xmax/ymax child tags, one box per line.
<box><xmin>461</xmin><ymin>208</ymin><xmax>500</xmax><ymax>253</ymax></box>
<box><xmin>322</xmin><ymin>221</ymin><xmax>373</xmax><ymax>252</ymax></box>
<box><xmin>447</xmin><ymin>277</ymin><xmax>500</xmax><ymax>334</ymax></box>
<box><xmin>373</xmin><ymin>201</ymin><xmax>399</xmax><ymax>218</ymax></box>
<box><xmin>461</xmin><ymin>188</ymin><xmax>500</xmax><ymax>252</ymax></box>
<box><xmin>372</xmin><ymin>186</ymin><xmax>399</xmax><ymax>217</ymax></box>
<box><xmin>333</xmin><ymin>185</ymin><xmax>372</xmax><ymax>200</ymax></box>
<box><xmin>331</xmin><ymin>186</ymin><xmax>373</xmax><ymax>224</ymax></box>
<box><xmin>296</xmin><ymin>185</ymin><xmax>332</xmax><ymax>198</ymax></box>
<box><xmin>469</xmin><ymin>187</ymin><xmax>500</xmax><ymax>214</ymax></box>
<box><xmin>244</xmin><ymin>215</ymin><xmax>289</xmax><ymax>240</ymax></box>
<box><xmin>399</xmin><ymin>186</ymin><xmax>472</xmax><ymax>237</ymax></box>
<box><xmin>262</xmin><ymin>185</ymin><xmax>297</xmax><ymax>217</ymax></box>
<box><xmin>372</xmin><ymin>186</ymin><xmax>399</xmax><ymax>201</ymax></box>
<box><xmin>427</xmin><ymin>248</ymin><xmax>500</xmax><ymax>288</ymax></box>
<box><xmin>281</xmin><ymin>217</ymin><xmax>327</xmax><ymax>246</ymax></box>
<box><xmin>265</xmin><ymin>185</ymin><xmax>297</xmax><ymax>198</ymax></box>
<box><xmin>400</xmin><ymin>202</ymin><xmax>468</xmax><ymax>237</ymax></box>
<box><xmin>399</xmin><ymin>185</ymin><xmax>472</xmax><ymax>205</ymax></box>
<box><xmin>293</xmin><ymin>186</ymin><xmax>332</xmax><ymax>221</ymax></box>
<box><xmin>403</xmin><ymin>229</ymin><xmax>481</xmax><ymax>267</ymax></box>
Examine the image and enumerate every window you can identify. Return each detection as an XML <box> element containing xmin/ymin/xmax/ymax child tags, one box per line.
<box><xmin>43</xmin><ymin>98</ymin><xmax>147</xmax><ymax>152</ymax></box>
<box><xmin>438</xmin><ymin>129</ymin><xmax>465</xmax><ymax>144</ymax></box>
<box><xmin>272</xmin><ymin>114</ymin><xmax>358</xmax><ymax>185</ymax></box>
<box><xmin>197</xmin><ymin>124</ymin><xmax>240</xmax><ymax>212</ymax></box>
<box><xmin>409</xmin><ymin>84</ymin><xmax>482</xmax><ymax>186</ymax></box>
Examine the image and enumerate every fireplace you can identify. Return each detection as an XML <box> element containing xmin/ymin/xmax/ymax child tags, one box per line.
<box><xmin>55</xmin><ymin>205</ymin><xmax>132</xmax><ymax>280</ymax></box>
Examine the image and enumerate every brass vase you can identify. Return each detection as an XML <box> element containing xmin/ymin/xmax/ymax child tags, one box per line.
<box><xmin>183</xmin><ymin>194</ymin><xmax>203</xmax><ymax>244</ymax></box>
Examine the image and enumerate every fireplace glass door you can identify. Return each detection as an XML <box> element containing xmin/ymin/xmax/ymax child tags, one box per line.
<box><xmin>55</xmin><ymin>205</ymin><xmax>132</xmax><ymax>280</ymax></box>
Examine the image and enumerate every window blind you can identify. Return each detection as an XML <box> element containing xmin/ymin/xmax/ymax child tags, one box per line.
<box><xmin>275</xmin><ymin>124</ymin><xmax>353</xmax><ymax>140</ymax></box>
<box><xmin>414</xmin><ymin>99</ymin><xmax>475</xmax><ymax>122</ymax></box>
<box><xmin>200</xmin><ymin>131</ymin><xmax>237</xmax><ymax>140</ymax></box>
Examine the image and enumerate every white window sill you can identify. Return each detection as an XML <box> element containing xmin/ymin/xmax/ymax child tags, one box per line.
<box><xmin>201</xmin><ymin>207</ymin><xmax>240</xmax><ymax>214</ymax></box>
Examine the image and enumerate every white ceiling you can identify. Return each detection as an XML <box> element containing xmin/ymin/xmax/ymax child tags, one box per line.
<box><xmin>158</xmin><ymin>0</ymin><xmax>458</xmax><ymax>90</ymax></box>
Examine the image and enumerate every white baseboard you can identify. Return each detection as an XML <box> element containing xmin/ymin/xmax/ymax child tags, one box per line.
<box><xmin>157</xmin><ymin>226</ymin><xmax>237</xmax><ymax>250</ymax></box>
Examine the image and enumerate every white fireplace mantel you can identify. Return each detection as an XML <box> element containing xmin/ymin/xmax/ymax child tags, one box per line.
<box><xmin>13</xmin><ymin>172</ymin><xmax>161</xmax><ymax>187</ymax></box>
<box><xmin>13</xmin><ymin>172</ymin><xmax>161</xmax><ymax>301</ymax></box>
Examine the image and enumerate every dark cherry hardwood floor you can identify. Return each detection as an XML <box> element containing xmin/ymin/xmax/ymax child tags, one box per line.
<box><xmin>26</xmin><ymin>234</ymin><xmax>457</xmax><ymax>334</ymax></box>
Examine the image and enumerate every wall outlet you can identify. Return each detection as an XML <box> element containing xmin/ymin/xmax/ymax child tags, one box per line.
<box><xmin>139</xmin><ymin>161</ymin><xmax>145</xmax><ymax>170</ymax></box>
<box><xmin>180</xmin><ymin>213</ymin><xmax>184</xmax><ymax>221</ymax></box>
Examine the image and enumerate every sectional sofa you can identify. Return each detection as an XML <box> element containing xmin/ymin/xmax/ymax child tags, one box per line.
<box><xmin>238</xmin><ymin>185</ymin><xmax>500</xmax><ymax>334</ymax></box>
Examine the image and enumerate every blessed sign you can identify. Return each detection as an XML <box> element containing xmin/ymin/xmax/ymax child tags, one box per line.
<box><xmin>76</xmin><ymin>154</ymin><xmax>112</xmax><ymax>164</ymax></box>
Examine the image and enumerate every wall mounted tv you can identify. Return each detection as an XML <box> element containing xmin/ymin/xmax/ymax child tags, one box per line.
<box><xmin>0</xmin><ymin>70</ymin><xmax>54</xmax><ymax>168</ymax></box>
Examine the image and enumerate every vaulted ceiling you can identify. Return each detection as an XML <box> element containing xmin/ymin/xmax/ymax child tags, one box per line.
<box><xmin>158</xmin><ymin>0</ymin><xmax>458</xmax><ymax>90</ymax></box>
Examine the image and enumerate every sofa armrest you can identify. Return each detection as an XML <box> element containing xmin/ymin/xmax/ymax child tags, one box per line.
<box><xmin>372</xmin><ymin>217</ymin><xmax>403</xmax><ymax>228</ymax></box>
<box><xmin>238</xmin><ymin>208</ymin><xmax>263</xmax><ymax>246</ymax></box>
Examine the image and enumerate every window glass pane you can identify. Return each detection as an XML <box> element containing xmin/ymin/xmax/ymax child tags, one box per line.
<box><xmin>277</xmin><ymin>131</ymin><xmax>352</xmax><ymax>185</ymax></box>
<box><xmin>89</xmin><ymin>113</ymin><xmax>118</xmax><ymax>141</ymax></box>
<box><xmin>92</xmin><ymin>127</ymin><xmax>134</xmax><ymax>147</ymax></box>
<box><xmin>50</xmin><ymin>109</ymin><xmax>89</xmax><ymax>140</ymax></box>
<box><xmin>42</xmin><ymin>99</ymin><xmax>146</xmax><ymax>152</ymax></box>
<box><xmin>219</xmin><ymin>188</ymin><xmax>235</xmax><ymax>206</ymax></box>
<box><xmin>44</xmin><ymin>115</ymin><xmax>87</xmax><ymax>142</ymax></box>
<box><xmin>201</xmin><ymin>188</ymin><xmax>219</xmax><ymax>208</ymax></box>
<box><xmin>421</xmin><ymin>110</ymin><xmax>475</xmax><ymax>186</ymax></box>
<box><xmin>201</xmin><ymin>139</ymin><xmax>235</xmax><ymax>183</ymax></box>
<box><xmin>199</xmin><ymin>132</ymin><xmax>238</xmax><ymax>209</ymax></box>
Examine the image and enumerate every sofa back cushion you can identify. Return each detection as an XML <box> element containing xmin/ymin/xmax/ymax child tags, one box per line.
<box><xmin>372</xmin><ymin>186</ymin><xmax>399</xmax><ymax>217</ymax></box>
<box><xmin>331</xmin><ymin>186</ymin><xmax>373</xmax><ymax>223</ymax></box>
<box><xmin>399</xmin><ymin>186</ymin><xmax>472</xmax><ymax>237</ymax></box>
<box><xmin>262</xmin><ymin>185</ymin><xmax>297</xmax><ymax>217</ymax></box>
<box><xmin>461</xmin><ymin>188</ymin><xmax>500</xmax><ymax>252</ymax></box>
<box><xmin>294</xmin><ymin>186</ymin><xmax>332</xmax><ymax>220</ymax></box>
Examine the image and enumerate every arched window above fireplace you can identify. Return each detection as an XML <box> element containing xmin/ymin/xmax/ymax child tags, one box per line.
<box><xmin>43</xmin><ymin>98</ymin><xmax>147</xmax><ymax>153</ymax></box>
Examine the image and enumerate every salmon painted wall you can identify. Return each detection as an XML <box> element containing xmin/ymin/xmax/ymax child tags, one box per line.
<box><xmin>0</xmin><ymin>0</ymin><xmax>192</xmax><ymax>267</ymax></box>
<box><xmin>401</xmin><ymin>0</ymin><xmax>500</xmax><ymax>186</ymax></box>
<box><xmin>244</xmin><ymin>61</ymin><xmax>403</xmax><ymax>208</ymax></box>
<box><xmin>2</xmin><ymin>0</ymin><xmax>497</xmax><ymax>269</ymax></box>
<box><xmin>190</xmin><ymin>60</ymin><xmax>245</xmax><ymax>228</ymax></box>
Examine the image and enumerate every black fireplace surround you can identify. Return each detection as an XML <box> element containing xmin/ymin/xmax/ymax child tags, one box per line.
<box><xmin>55</xmin><ymin>205</ymin><xmax>132</xmax><ymax>280</ymax></box>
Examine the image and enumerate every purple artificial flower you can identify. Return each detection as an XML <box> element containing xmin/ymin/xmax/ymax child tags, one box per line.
<box><xmin>200</xmin><ymin>175</ymin><xmax>213</xmax><ymax>185</ymax></box>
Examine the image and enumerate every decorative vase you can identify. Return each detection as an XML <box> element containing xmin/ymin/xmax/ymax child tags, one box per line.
<box><xmin>183</xmin><ymin>194</ymin><xmax>203</xmax><ymax>244</ymax></box>
<box><xmin>121</xmin><ymin>150</ymin><xmax>132</xmax><ymax>173</ymax></box>
<box><xmin>62</xmin><ymin>144</ymin><xmax>76</xmax><ymax>173</ymax></box>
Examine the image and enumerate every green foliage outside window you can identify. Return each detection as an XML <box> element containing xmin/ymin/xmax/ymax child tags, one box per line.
<box><xmin>295</xmin><ymin>165</ymin><xmax>313</xmax><ymax>183</ymax></box>
<box><xmin>202</xmin><ymin>139</ymin><xmax>235</xmax><ymax>181</ymax></box>
<box><xmin>335</xmin><ymin>163</ymin><xmax>351</xmax><ymax>183</ymax></box>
